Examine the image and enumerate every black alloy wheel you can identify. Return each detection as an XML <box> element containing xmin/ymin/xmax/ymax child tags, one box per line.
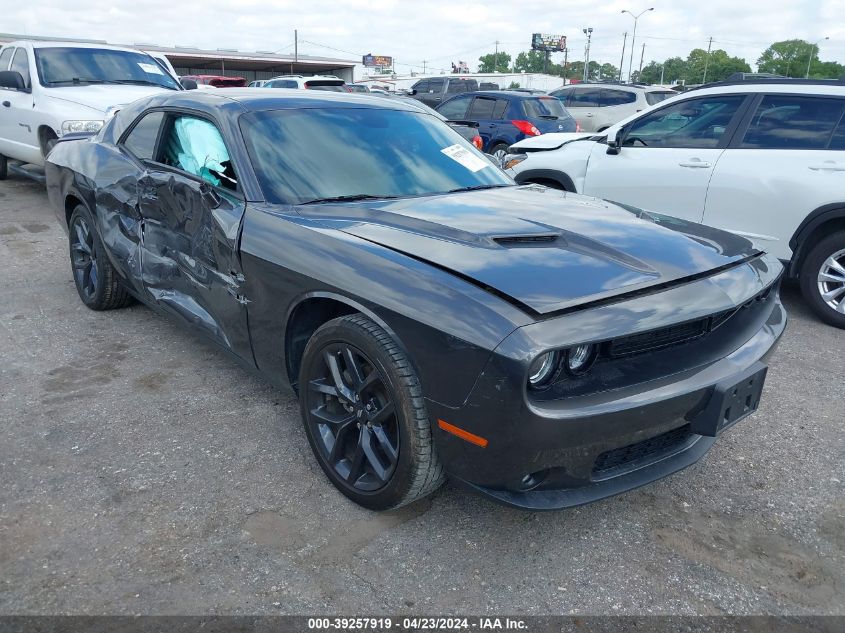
<box><xmin>70</xmin><ymin>213</ymin><xmax>99</xmax><ymax>303</ymax></box>
<box><xmin>304</xmin><ymin>342</ymin><xmax>400</xmax><ymax>492</ymax></box>
<box><xmin>299</xmin><ymin>315</ymin><xmax>445</xmax><ymax>510</ymax></box>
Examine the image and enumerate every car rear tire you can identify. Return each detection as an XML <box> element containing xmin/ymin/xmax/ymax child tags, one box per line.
<box><xmin>299</xmin><ymin>314</ymin><xmax>445</xmax><ymax>510</ymax></box>
<box><xmin>68</xmin><ymin>205</ymin><xmax>134</xmax><ymax>311</ymax></box>
<box><xmin>799</xmin><ymin>231</ymin><xmax>845</xmax><ymax>329</ymax></box>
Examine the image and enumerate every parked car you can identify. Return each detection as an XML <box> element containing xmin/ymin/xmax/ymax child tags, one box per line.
<box><xmin>382</xmin><ymin>94</ymin><xmax>483</xmax><ymax>150</ymax></box>
<box><xmin>505</xmin><ymin>78</ymin><xmax>845</xmax><ymax>327</ymax></box>
<box><xmin>248</xmin><ymin>80</ymin><xmax>268</xmax><ymax>88</ymax></box>
<box><xmin>45</xmin><ymin>89</ymin><xmax>784</xmax><ymax>510</ymax></box>
<box><xmin>181</xmin><ymin>75</ymin><xmax>247</xmax><ymax>88</ymax></box>
<box><xmin>347</xmin><ymin>83</ymin><xmax>371</xmax><ymax>93</ymax></box>
<box><xmin>263</xmin><ymin>75</ymin><xmax>348</xmax><ymax>91</ymax></box>
<box><xmin>549</xmin><ymin>83</ymin><xmax>675</xmax><ymax>132</ymax></box>
<box><xmin>408</xmin><ymin>76</ymin><xmax>478</xmax><ymax>107</ymax></box>
<box><xmin>0</xmin><ymin>40</ymin><xmax>183</xmax><ymax>175</ymax></box>
<box><xmin>436</xmin><ymin>90</ymin><xmax>577</xmax><ymax>160</ymax></box>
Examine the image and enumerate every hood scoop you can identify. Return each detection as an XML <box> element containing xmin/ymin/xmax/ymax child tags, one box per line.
<box><xmin>492</xmin><ymin>233</ymin><xmax>559</xmax><ymax>246</ymax></box>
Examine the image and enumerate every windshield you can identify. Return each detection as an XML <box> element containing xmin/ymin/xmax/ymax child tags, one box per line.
<box><xmin>645</xmin><ymin>91</ymin><xmax>675</xmax><ymax>106</ymax></box>
<box><xmin>34</xmin><ymin>47</ymin><xmax>181</xmax><ymax>89</ymax></box>
<box><xmin>522</xmin><ymin>97</ymin><xmax>568</xmax><ymax>119</ymax></box>
<box><xmin>240</xmin><ymin>107</ymin><xmax>512</xmax><ymax>204</ymax></box>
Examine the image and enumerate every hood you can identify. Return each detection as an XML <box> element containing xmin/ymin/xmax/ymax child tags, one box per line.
<box><xmin>510</xmin><ymin>132</ymin><xmax>596</xmax><ymax>151</ymax></box>
<box><xmin>45</xmin><ymin>85</ymin><xmax>175</xmax><ymax>115</ymax></box>
<box><xmin>296</xmin><ymin>186</ymin><xmax>758</xmax><ymax>315</ymax></box>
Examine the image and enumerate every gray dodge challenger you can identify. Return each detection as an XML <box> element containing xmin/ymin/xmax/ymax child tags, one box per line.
<box><xmin>45</xmin><ymin>89</ymin><xmax>786</xmax><ymax>510</ymax></box>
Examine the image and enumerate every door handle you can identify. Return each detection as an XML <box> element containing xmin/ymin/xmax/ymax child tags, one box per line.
<box><xmin>809</xmin><ymin>162</ymin><xmax>845</xmax><ymax>172</ymax></box>
<box><xmin>2</xmin><ymin>101</ymin><xmax>9</xmax><ymax>108</ymax></box>
<box><xmin>585</xmin><ymin>113</ymin><xmax>593</xmax><ymax>117</ymax></box>
<box><xmin>679</xmin><ymin>160</ymin><xmax>711</xmax><ymax>168</ymax></box>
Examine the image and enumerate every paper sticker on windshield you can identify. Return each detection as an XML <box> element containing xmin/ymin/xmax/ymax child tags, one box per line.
<box><xmin>441</xmin><ymin>144</ymin><xmax>490</xmax><ymax>172</ymax></box>
<box><xmin>138</xmin><ymin>62</ymin><xmax>163</xmax><ymax>75</ymax></box>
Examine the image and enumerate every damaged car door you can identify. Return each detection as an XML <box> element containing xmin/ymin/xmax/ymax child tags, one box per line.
<box><xmin>136</xmin><ymin>111</ymin><xmax>252</xmax><ymax>359</ymax></box>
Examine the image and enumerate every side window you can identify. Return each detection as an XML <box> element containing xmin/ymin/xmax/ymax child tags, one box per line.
<box><xmin>740</xmin><ymin>95</ymin><xmax>845</xmax><ymax>150</ymax></box>
<box><xmin>549</xmin><ymin>88</ymin><xmax>570</xmax><ymax>103</ymax></box>
<box><xmin>428</xmin><ymin>79</ymin><xmax>445</xmax><ymax>94</ymax></box>
<box><xmin>493</xmin><ymin>99</ymin><xmax>509</xmax><ymax>119</ymax></box>
<box><xmin>447</xmin><ymin>80</ymin><xmax>468</xmax><ymax>94</ymax></box>
<box><xmin>829</xmin><ymin>117</ymin><xmax>845</xmax><ymax>151</ymax></box>
<box><xmin>0</xmin><ymin>47</ymin><xmax>13</xmax><ymax>71</ymax></box>
<box><xmin>438</xmin><ymin>96</ymin><xmax>470</xmax><ymax>120</ymax></box>
<box><xmin>623</xmin><ymin>95</ymin><xmax>745</xmax><ymax>149</ymax></box>
<box><xmin>602</xmin><ymin>89</ymin><xmax>636</xmax><ymax>106</ymax></box>
<box><xmin>268</xmin><ymin>79</ymin><xmax>297</xmax><ymax>88</ymax></box>
<box><xmin>161</xmin><ymin>115</ymin><xmax>238</xmax><ymax>191</ymax></box>
<box><xmin>10</xmin><ymin>48</ymin><xmax>31</xmax><ymax>89</ymax></box>
<box><xmin>413</xmin><ymin>80</ymin><xmax>429</xmax><ymax>93</ymax></box>
<box><xmin>467</xmin><ymin>96</ymin><xmax>497</xmax><ymax>119</ymax></box>
<box><xmin>568</xmin><ymin>88</ymin><xmax>603</xmax><ymax>107</ymax></box>
<box><xmin>122</xmin><ymin>111</ymin><xmax>165</xmax><ymax>161</ymax></box>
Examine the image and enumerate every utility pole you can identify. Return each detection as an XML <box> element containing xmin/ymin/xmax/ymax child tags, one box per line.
<box><xmin>422</xmin><ymin>60</ymin><xmax>427</xmax><ymax>74</ymax></box>
<box><xmin>622</xmin><ymin>8</ymin><xmax>654</xmax><ymax>82</ymax></box>
<box><xmin>618</xmin><ymin>32</ymin><xmax>628</xmax><ymax>81</ymax></box>
<box><xmin>582</xmin><ymin>27</ymin><xmax>593</xmax><ymax>81</ymax></box>
<box><xmin>806</xmin><ymin>36</ymin><xmax>829</xmax><ymax>78</ymax></box>
<box><xmin>563</xmin><ymin>47</ymin><xmax>569</xmax><ymax>84</ymax></box>
<box><xmin>638</xmin><ymin>42</ymin><xmax>645</xmax><ymax>79</ymax></box>
<box><xmin>702</xmin><ymin>36</ymin><xmax>713</xmax><ymax>84</ymax></box>
<box><xmin>294</xmin><ymin>29</ymin><xmax>298</xmax><ymax>63</ymax></box>
<box><xmin>494</xmin><ymin>40</ymin><xmax>499</xmax><ymax>72</ymax></box>
<box><xmin>660</xmin><ymin>62</ymin><xmax>665</xmax><ymax>84</ymax></box>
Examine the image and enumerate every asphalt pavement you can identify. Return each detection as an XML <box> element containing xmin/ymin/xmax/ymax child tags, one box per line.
<box><xmin>0</xmin><ymin>173</ymin><xmax>843</xmax><ymax>616</ymax></box>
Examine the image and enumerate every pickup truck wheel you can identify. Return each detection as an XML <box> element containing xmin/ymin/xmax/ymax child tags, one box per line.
<box><xmin>40</xmin><ymin>129</ymin><xmax>58</xmax><ymax>158</ymax></box>
<box><xmin>0</xmin><ymin>154</ymin><xmax>7</xmax><ymax>180</ymax></box>
<box><xmin>799</xmin><ymin>231</ymin><xmax>845</xmax><ymax>329</ymax></box>
<box><xmin>299</xmin><ymin>314</ymin><xmax>445</xmax><ymax>510</ymax></box>
<box><xmin>68</xmin><ymin>205</ymin><xmax>133</xmax><ymax>311</ymax></box>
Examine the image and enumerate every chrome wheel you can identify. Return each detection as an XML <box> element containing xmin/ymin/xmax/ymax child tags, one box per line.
<box><xmin>817</xmin><ymin>248</ymin><xmax>845</xmax><ymax>313</ymax></box>
<box><xmin>304</xmin><ymin>343</ymin><xmax>399</xmax><ymax>493</ymax></box>
<box><xmin>70</xmin><ymin>215</ymin><xmax>99</xmax><ymax>301</ymax></box>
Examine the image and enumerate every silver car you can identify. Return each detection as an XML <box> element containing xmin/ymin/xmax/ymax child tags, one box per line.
<box><xmin>550</xmin><ymin>83</ymin><xmax>676</xmax><ymax>132</ymax></box>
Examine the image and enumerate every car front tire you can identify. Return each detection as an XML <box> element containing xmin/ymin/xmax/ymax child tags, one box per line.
<box><xmin>299</xmin><ymin>314</ymin><xmax>445</xmax><ymax>510</ymax></box>
<box><xmin>68</xmin><ymin>205</ymin><xmax>133</xmax><ymax>311</ymax></box>
<box><xmin>0</xmin><ymin>154</ymin><xmax>7</xmax><ymax>180</ymax></box>
<box><xmin>799</xmin><ymin>231</ymin><xmax>845</xmax><ymax>329</ymax></box>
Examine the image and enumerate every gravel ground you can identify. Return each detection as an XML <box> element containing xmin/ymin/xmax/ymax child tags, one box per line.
<box><xmin>0</xmin><ymin>173</ymin><xmax>843</xmax><ymax>616</ymax></box>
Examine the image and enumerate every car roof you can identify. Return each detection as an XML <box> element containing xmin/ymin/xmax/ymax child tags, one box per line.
<box><xmin>459</xmin><ymin>90</ymin><xmax>556</xmax><ymax>99</ymax></box>
<box><xmin>558</xmin><ymin>83</ymin><xmax>671</xmax><ymax>93</ymax></box>
<box><xmin>686</xmin><ymin>80</ymin><xmax>845</xmax><ymax>97</ymax></box>
<box><xmin>135</xmin><ymin>88</ymin><xmax>427</xmax><ymax>113</ymax></box>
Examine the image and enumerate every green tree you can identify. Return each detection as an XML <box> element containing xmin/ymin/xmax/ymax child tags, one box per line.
<box><xmin>811</xmin><ymin>59</ymin><xmax>845</xmax><ymax>79</ymax></box>
<box><xmin>477</xmin><ymin>51</ymin><xmax>512</xmax><ymax>73</ymax></box>
<box><xmin>599</xmin><ymin>63</ymin><xmax>619</xmax><ymax>80</ymax></box>
<box><xmin>514</xmin><ymin>50</ymin><xmax>550</xmax><ymax>73</ymax></box>
<box><xmin>757</xmin><ymin>39</ymin><xmax>816</xmax><ymax>77</ymax></box>
<box><xmin>508</xmin><ymin>81</ymin><xmax>521</xmax><ymax>89</ymax></box>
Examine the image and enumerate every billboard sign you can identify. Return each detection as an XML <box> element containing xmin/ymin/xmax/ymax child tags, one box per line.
<box><xmin>531</xmin><ymin>34</ymin><xmax>567</xmax><ymax>52</ymax></box>
<box><xmin>362</xmin><ymin>54</ymin><xmax>393</xmax><ymax>68</ymax></box>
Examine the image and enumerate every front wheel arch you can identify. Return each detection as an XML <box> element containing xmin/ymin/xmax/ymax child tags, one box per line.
<box><xmin>514</xmin><ymin>169</ymin><xmax>576</xmax><ymax>192</ymax></box>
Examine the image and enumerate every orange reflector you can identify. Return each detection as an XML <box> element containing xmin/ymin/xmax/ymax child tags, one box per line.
<box><xmin>437</xmin><ymin>419</ymin><xmax>488</xmax><ymax>448</ymax></box>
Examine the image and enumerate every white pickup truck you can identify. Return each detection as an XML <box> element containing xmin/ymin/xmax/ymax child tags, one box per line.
<box><xmin>0</xmin><ymin>40</ymin><xmax>183</xmax><ymax>178</ymax></box>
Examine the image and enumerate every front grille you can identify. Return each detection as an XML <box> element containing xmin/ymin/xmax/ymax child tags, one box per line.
<box><xmin>608</xmin><ymin>319</ymin><xmax>708</xmax><ymax>357</ymax></box>
<box><xmin>592</xmin><ymin>425</ymin><xmax>695</xmax><ymax>478</ymax></box>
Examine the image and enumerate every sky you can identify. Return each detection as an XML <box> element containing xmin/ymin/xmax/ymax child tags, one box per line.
<box><xmin>4</xmin><ymin>0</ymin><xmax>844</xmax><ymax>77</ymax></box>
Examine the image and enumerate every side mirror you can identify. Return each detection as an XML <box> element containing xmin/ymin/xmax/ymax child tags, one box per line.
<box><xmin>606</xmin><ymin>128</ymin><xmax>623</xmax><ymax>155</ymax></box>
<box><xmin>181</xmin><ymin>78</ymin><xmax>198</xmax><ymax>90</ymax></box>
<box><xmin>0</xmin><ymin>71</ymin><xmax>26</xmax><ymax>91</ymax></box>
<box><xmin>408</xmin><ymin>89</ymin><xmax>417</xmax><ymax>96</ymax></box>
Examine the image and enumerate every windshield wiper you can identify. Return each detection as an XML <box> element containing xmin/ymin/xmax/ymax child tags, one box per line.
<box><xmin>446</xmin><ymin>184</ymin><xmax>513</xmax><ymax>194</ymax></box>
<box><xmin>299</xmin><ymin>194</ymin><xmax>400</xmax><ymax>205</ymax></box>
<box><xmin>48</xmin><ymin>78</ymin><xmax>107</xmax><ymax>85</ymax></box>
<box><xmin>537</xmin><ymin>115</ymin><xmax>559</xmax><ymax>119</ymax></box>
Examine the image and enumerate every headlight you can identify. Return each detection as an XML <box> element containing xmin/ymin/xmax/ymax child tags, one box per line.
<box><xmin>502</xmin><ymin>153</ymin><xmax>527</xmax><ymax>170</ymax></box>
<box><xmin>565</xmin><ymin>344</ymin><xmax>598</xmax><ymax>375</ymax></box>
<box><xmin>528</xmin><ymin>351</ymin><xmax>559</xmax><ymax>388</ymax></box>
<box><xmin>61</xmin><ymin>120</ymin><xmax>104</xmax><ymax>135</ymax></box>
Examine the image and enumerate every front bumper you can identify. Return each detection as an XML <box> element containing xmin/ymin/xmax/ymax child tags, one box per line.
<box><xmin>426</xmin><ymin>257</ymin><xmax>787</xmax><ymax>510</ymax></box>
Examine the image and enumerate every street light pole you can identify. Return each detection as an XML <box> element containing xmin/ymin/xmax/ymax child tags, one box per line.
<box><xmin>622</xmin><ymin>7</ymin><xmax>654</xmax><ymax>83</ymax></box>
<box><xmin>582</xmin><ymin>27</ymin><xmax>593</xmax><ymax>81</ymax></box>
<box><xmin>806</xmin><ymin>36</ymin><xmax>829</xmax><ymax>78</ymax></box>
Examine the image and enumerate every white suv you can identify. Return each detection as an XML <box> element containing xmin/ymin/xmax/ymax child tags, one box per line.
<box><xmin>549</xmin><ymin>83</ymin><xmax>676</xmax><ymax>132</ymax></box>
<box><xmin>0</xmin><ymin>40</ymin><xmax>181</xmax><ymax>174</ymax></box>
<box><xmin>505</xmin><ymin>79</ymin><xmax>845</xmax><ymax>328</ymax></box>
<box><xmin>262</xmin><ymin>75</ymin><xmax>348</xmax><ymax>91</ymax></box>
